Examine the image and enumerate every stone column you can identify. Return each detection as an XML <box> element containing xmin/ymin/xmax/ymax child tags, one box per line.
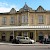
<box><xmin>35</xmin><ymin>30</ymin><xmax>36</xmax><ymax>42</ymax></box>
<box><xmin>22</xmin><ymin>31</ymin><xmax>23</xmax><ymax>36</ymax></box>
<box><xmin>13</xmin><ymin>30</ymin><xmax>14</xmax><ymax>39</ymax></box>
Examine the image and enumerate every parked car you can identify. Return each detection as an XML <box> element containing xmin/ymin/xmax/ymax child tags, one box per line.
<box><xmin>12</xmin><ymin>39</ymin><xmax>19</xmax><ymax>44</ymax></box>
<box><xmin>16</xmin><ymin>36</ymin><xmax>35</xmax><ymax>44</ymax></box>
<box><xmin>43</xmin><ymin>38</ymin><xmax>50</xmax><ymax>44</ymax></box>
<box><xmin>12</xmin><ymin>36</ymin><xmax>35</xmax><ymax>44</ymax></box>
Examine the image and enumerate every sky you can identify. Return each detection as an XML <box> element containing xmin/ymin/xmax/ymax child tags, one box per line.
<box><xmin>0</xmin><ymin>0</ymin><xmax>50</xmax><ymax>13</ymax></box>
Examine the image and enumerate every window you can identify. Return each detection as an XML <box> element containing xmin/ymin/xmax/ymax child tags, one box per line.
<box><xmin>2</xmin><ymin>33</ymin><xmax>5</xmax><ymax>36</ymax></box>
<box><xmin>38</xmin><ymin>15</ymin><xmax>44</xmax><ymax>24</ymax></box>
<box><xmin>25</xmin><ymin>15</ymin><xmax>28</xmax><ymax>23</ymax></box>
<box><xmin>18</xmin><ymin>16</ymin><xmax>20</xmax><ymax>23</ymax></box>
<box><xmin>22</xmin><ymin>16</ymin><xmax>25</xmax><ymax>23</ymax></box>
<box><xmin>48</xmin><ymin>16</ymin><xmax>50</xmax><ymax>24</ymax></box>
<box><xmin>22</xmin><ymin>15</ymin><xmax>28</xmax><ymax>26</ymax></box>
<box><xmin>22</xmin><ymin>15</ymin><xmax>28</xmax><ymax>23</ymax></box>
<box><xmin>31</xmin><ymin>16</ymin><xmax>34</xmax><ymax>24</ymax></box>
<box><xmin>2</xmin><ymin>17</ymin><xmax>6</xmax><ymax>25</ymax></box>
<box><xmin>23</xmin><ymin>32</ymin><xmax>27</xmax><ymax>37</ymax></box>
<box><xmin>10</xmin><ymin>17</ymin><xmax>15</xmax><ymax>24</ymax></box>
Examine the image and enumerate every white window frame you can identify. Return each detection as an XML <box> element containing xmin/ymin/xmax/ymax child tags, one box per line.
<box><xmin>18</xmin><ymin>16</ymin><xmax>20</xmax><ymax>23</ymax></box>
<box><xmin>31</xmin><ymin>16</ymin><xmax>34</xmax><ymax>24</ymax></box>
<box><xmin>23</xmin><ymin>32</ymin><xmax>27</xmax><ymax>37</ymax></box>
<box><xmin>38</xmin><ymin>15</ymin><xmax>44</xmax><ymax>24</ymax></box>
<box><xmin>48</xmin><ymin>16</ymin><xmax>50</xmax><ymax>24</ymax></box>
<box><xmin>10</xmin><ymin>16</ymin><xmax>15</xmax><ymax>24</ymax></box>
<box><xmin>2</xmin><ymin>17</ymin><xmax>7</xmax><ymax>25</ymax></box>
<box><xmin>22</xmin><ymin>15</ymin><xmax>28</xmax><ymax>23</ymax></box>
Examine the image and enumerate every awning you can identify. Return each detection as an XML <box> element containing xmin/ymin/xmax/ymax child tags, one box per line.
<box><xmin>0</xmin><ymin>26</ymin><xmax>50</xmax><ymax>31</ymax></box>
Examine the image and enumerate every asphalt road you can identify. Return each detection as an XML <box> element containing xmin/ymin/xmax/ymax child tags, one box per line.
<box><xmin>0</xmin><ymin>45</ymin><xmax>50</xmax><ymax>50</ymax></box>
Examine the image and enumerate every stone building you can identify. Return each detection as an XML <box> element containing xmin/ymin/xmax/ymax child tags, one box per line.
<box><xmin>0</xmin><ymin>3</ymin><xmax>50</xmax><ymax>42</ymax></box>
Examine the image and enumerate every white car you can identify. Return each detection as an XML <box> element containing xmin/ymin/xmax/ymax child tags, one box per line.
<box><xmin>16</xmin><ymin>36</ymin><xmax>35</xmax><ymax>44</ymax></box>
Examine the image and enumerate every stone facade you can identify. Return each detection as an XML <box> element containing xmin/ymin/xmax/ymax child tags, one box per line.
<box><xmin>0</xmin><ymin>3</ymin><xmax>50</xmax><ymax>42</ymax></box>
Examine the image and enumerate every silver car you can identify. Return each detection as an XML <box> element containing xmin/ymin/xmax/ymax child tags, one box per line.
<box><xmin>16</xmin><ymin>36</ymin><xmax>35</xmax><ymax>44</ymax></box>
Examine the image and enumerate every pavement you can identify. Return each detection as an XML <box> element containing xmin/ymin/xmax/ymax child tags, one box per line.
<box><xmin>0</xmin><ymin>42</ymin><xmax>50</xmax><ymax>46</ymax></box>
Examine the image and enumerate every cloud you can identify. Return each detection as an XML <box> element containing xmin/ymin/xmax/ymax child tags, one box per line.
<box><xmin>0</xmin><ymin>2</ymin><xmax>8</xmax><ymax>7</ymax></box>
<box><xmin>0</xmin><ymin>7</ymin><xmax>10</xmax><ymax>13</ymax></box>
<box><xmin>0</xmin><ymin>2</ymin><xmax>19</xmax><ymax>13</ymax></box>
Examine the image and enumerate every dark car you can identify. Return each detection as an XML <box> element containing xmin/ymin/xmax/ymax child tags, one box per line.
<box><xmin>12</xmin><ymin>39</ymin><xmax>19</xmax><ymax>44</ymax></box>
<box><xmin>43</xmin><ymin>38</ymin><xmax>50</xmax><ymax>44</ymax></box>
<box><xmin>46</xmin><ymin>39</ymin><xmax>50</xmax><ymax>44</ymax></box>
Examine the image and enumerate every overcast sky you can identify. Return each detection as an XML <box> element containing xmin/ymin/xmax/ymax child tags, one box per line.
<box><xmin>0</xmin><ymin>0</ymin><xmax>50</xmax><ymax>13</ymax></box>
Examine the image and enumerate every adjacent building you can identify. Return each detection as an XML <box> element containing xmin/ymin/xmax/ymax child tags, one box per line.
<box><xmin>0</xmin><ymin>3</ymin><xmax>50</xmax><ymax>42</ymax></box>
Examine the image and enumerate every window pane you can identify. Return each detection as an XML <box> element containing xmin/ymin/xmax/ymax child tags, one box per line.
<box><xmin>10</xmin><ymin>17</ymin><xmax>15</xmax><ymax>24</ymax></box>
<box><xmin>23</xmin><ymin>32</ymin><xmax>27</xmax><ymax>37</ymax></box>
<box><xmin>38</xmin><ymin>15</ymin><xmax>44</xmax><ymax>24</ymax></box>
<box><xmin>2</xmin><ymin>17</ymin><xmax>6</xmax><ymax>24</ymax></box>
<box><xmin>31</xmin><ymin>16</ymin><xmax>33</xmax><ymax>24</ymax></box>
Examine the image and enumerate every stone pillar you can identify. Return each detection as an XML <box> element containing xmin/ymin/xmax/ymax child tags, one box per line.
<box><xmin>6</xmin><ymin>31</ymin><xmax>10</xmax><ymax>42</ymax></box>
<box><xmin>13</xmin><ymin>30</ymin><xmax>14</xmax><ymax>39</ymax></box>
<box><xmin>35</xmin><ymin>30</ymin><xmax>36</xmax><ymax>42</ymax></box>
<box><xmin>22</xmin><ymin>31</ymin><xmax>23</xmax><ymax>36</ymax></box>
<box><xmin>0</xmin><ymin>32</ymin><xmax>1</xmax><ymax>41</ymax></box>
<box><xmin>27</xmin><ymin>32</ymin><xmax>28</xmax><ymax>37</ymax></box>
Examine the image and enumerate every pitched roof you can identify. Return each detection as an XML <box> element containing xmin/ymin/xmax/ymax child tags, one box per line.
<box><xmin>10</xmin><ymin>8</ymin><xmax>16</xmax><ymax>14</ymax></box>
<box><xmin>19</xmin><ymin>3</ymin><xmax>33</xmax><ymax>12</ymax></box>
<box><xmin>36</xmin><ymin>6</ymin><xmax>46</xmax><ymax>12</ymax></box>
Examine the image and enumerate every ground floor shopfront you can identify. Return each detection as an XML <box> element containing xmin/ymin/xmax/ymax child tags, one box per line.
<box><xmin>0</xmin><ymin>26</ymin><xmax>50</xmax><ymax>42</ymax></box>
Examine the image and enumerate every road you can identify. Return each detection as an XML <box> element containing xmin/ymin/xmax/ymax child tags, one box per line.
<box><xmin>0</xmin><ymin>45</ymin><xmax>50</xmax><ymax>50</ymax></box>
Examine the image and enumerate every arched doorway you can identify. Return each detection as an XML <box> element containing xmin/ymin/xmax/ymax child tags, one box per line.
<box><xmin>2</xmin><ymin>33</ymin><xmax>6</xmax><ymax>41</ymax></box>
<box><xmin>30</xmin><ymin>32</ymin><xmax>33</xmax><ymax>39</ymax></box>
<box><xmin>38</xmin><ymin>32</ymin><xmax>44</xmax><ymax>42</ymax></box>
<box><xmin>10</xmin><ymin>32</ymin><xmax>13</xmax><ymax>41</ymax></box>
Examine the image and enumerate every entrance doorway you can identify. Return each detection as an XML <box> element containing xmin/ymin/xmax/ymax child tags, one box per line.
<box><xmin>38</xmin><ymin>32</ymin><xmax>44</xmax><ymax>43</ymax></box>
<box><xmin>2</xmin><ymin>33</ymin><xmax>6</xmax><ymax>41</ymax></box>
<box><xmin>18</xmin><ymin>32</ymin><xmax>22</xmax><ymax>36</ymax></box>
<box><xmin>10</xmin><ymin>32</ymin><xmax>13</xmax><ymax>41</ymax></box>
<box><xmin>39</xmin><ymin>36</ymin><xmax>44</xmax><ymax>41</ymax></box>
<box><xmin>23</xmin><ymin>32</ymin><xmax>27</xmax><ymax>37</ymax></box>
<box><xmin>10</xmin><ymin>36</ymin><xmax>13</xmax><ymax>41</ymax></box>
<box><xmin>48</xmin><ymin>35</ymin><xmax>50</xmax><ymax>39</ymax></box>
<box><xmin>2</xmin><ymin>36</ymin><xmax>5</xmax><ymax>41</ymax></box>
<box><xmin>30</xmin><ymin>32</ymin><xmax>33</xmax><ymax>39</ymax></box>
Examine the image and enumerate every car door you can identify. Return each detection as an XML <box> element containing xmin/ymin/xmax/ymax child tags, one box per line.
<box><xmin>19</xmin><ymin>37</ymin><xmax>25</xmax><ymax>43</ymax></box>
<box><xmin>24</xmin><ymin>37</ymin><xmax>30</xmax><ymax>43</ymax></box>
